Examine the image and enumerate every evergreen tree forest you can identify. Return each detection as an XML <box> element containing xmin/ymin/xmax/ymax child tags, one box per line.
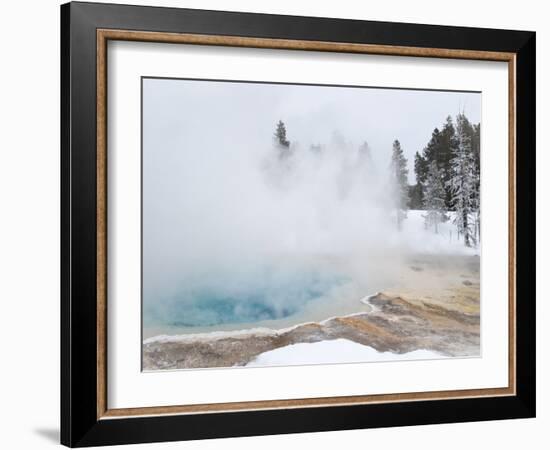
<box><xmin>413</xmin><ymin>114</ymin><xmax>480</xmax><ymax>246</ymax></box>
<box><xmin>271</xmin><ymin>113</ymin><xmax>481</xmax><ymax>248</ymax></box>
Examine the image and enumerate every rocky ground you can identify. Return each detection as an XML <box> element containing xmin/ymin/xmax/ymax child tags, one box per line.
<box><xmin>143</xmin><ymin>254</ymin><xmax>480</xmax><ymax>370</ymax></box>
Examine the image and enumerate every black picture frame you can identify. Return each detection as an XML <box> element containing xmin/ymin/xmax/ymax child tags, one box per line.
<box><xmin>61</xmin><ymin>1</ymin><xmax>535</xmax><ymax>447</ymax></box>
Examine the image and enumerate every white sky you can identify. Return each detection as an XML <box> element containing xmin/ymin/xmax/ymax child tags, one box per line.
<box><xmin>143</xmin><ymin>77</ymin><xmax>481</xmax><ymax>183</ymax></box>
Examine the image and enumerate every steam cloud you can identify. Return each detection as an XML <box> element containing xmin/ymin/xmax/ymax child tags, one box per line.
<box><xmin>142</xmin><ymin>78</ymin><xmax>480</xmax><ymax>330</ymax></box>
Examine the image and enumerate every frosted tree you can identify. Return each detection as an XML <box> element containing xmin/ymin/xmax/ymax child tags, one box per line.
<box><xmin>471</xmin><ymin>123</ymin><xmax>481</xmax><ymax>244</ymax></box>
<box><xmin>389</xmin><ymin>139</ymin><xmax>409</xmax><ymax>230</ymax></box>
<box><xmin>409</xmin><ymin>151</ymin><xmax>426</xmax><ymax>210</ymax></box>
<box><xmin>448</xmin><ymin>113</ymin><xmax>477</xmax><ymax>247</ymax></box>
<box><xmin>439</xmin><ymin>116</ymin><xmax>458</xmax><ymax>208</ymax></box>
<box><xmin>423</xmin><ymin>161</ymin><xmax>448</xmax><ymax>233</ymax></box>
<box><xmin>471</xmin><ymin>160</ymin><xmax>481</xmax><ymax>244</ymax></box>
<box><xmin>415</xmin><ymin>118</ymin><xmax>458</xmax><ymax>209</ymax></box>
<box><xmin>273</xmin><ymin>120</ymin><xmax>291</xmax><ymax>159</ymax></box>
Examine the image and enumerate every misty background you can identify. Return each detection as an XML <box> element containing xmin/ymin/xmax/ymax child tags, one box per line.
<box><xmin>142</xmin><ymin>77</ymin><xmax>481</xmax><ymax>334</ymax></box>
<box><xmin>143</xmin><ymin>78</ymin><xmax>480</xmax><ymax>183</ymax></box>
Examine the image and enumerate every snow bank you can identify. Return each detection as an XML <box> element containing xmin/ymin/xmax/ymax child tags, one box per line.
<box><xmin>245</xmin><ymin>338</ymin><xmax>444</xmax><ymax>367</ymax></box>
<box><xmin>395</xmin><ymin>210</ymin><xmax>479</xmax><ymax>255</ymax></box>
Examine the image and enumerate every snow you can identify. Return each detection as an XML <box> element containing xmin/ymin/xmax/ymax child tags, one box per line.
<box><xmin>396</xmin><ymin>209</ymin><xmax>479</xmax><ymax>255</ymax></box>
<box><xmin>245</xmin><ymin>338</ymin><xmax>445</xmax><ymax>367</ymax></box>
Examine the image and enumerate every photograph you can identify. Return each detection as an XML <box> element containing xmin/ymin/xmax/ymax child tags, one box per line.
<box><xmin>55</xmin><ymin>1</ymin><xmax>536</xmax><ymax>447</ymax></box>
<box><xmin>142</xmin><ymin>78</ymin><xmax>482</xmax><ymax>370</ymax></box>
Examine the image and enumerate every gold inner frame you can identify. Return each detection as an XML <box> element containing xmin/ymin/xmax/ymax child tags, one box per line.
<box><xmin>96</xmin><ymin>28</ymin><xmax>517</xmax><ymax>420</ymax></box>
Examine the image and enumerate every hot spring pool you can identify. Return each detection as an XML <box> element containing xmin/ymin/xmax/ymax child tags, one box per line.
<box><xmin>143</xmin><ymin>267</ymin><xmax>375</xmax><ymax>338</ymax></box>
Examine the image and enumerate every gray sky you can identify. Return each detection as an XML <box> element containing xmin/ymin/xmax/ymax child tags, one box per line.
<box><xmin>142</xmin><ymin>77</ymin><xmax>481</xmax><ymax>184</ymax></box>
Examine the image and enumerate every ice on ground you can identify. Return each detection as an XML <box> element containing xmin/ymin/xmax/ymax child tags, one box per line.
<box><xmin>245</xmin><ymin>338</ymin><xmax>444</xmax><ymax>367</ymax></box>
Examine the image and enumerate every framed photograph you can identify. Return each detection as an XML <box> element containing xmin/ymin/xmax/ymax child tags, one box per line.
<box><xmin>61</xmin><ymin>1</ymin><xmax>536</xmax><ymax>447</ymax></box>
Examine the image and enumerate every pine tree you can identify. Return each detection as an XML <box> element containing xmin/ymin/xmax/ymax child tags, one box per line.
<box><xmin>471</xmin><ymin>168</ymin><xmax>481</xmax><ymax>245</ymax></box>
<box><xmin>408</xmin><ymin>183</ymin><xmax>424</xmax><ymax>210</ymax></box>
<box><xmin>423</xmin><ymin>161</ymin><xmax>448</xmax><ymax>233</ymax></box>
<box><xmin>390</xmin><ymin>139</ymin><xmax>409</xmax><ymax>230</ymax></box>
<box><xmin>471</xmin><ymin>123</ymin><xmax>481</xmax><ymax>176</ymax></box>
<box><xmin>448</xmin><ymin>114</ymin><xmax>476</xmax><ymax>247</ymax></box>
<box><xmin>413</xmin><ymin>150</ymin><xmax>428</xmax><ymax>209</ymax></box>
<box><xmin>415</xmin><ymin>121</ymin><xmax>457</xmax><ymax>209</ymax></box>
<box><xmin>414</xmin><ymin>151</ymin><xmax>428</xmax><ymax>185</ymax></box>
<box><xmin>439</xmin><ymin>116</ymin><xmax>458</xmax><ymax>208</ymax></box>
<box><xmin>421</xmin><ymin>128</ymin><xmax>441</xmax><ymax>173</ymax></box>
<box><xmin>470</xmin><ymin>123</ymin><xmax>481</xmax><ymax>243</ymax></box>
<box><xmin>273</xmin><ymin>120</ymin><xmax>291</xmax><ymax>159</ymax></box>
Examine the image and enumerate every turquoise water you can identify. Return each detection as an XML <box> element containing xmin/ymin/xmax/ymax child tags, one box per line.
<box><xmin>143</xmin><ymin>269</ymin><xmax>349</xmax><ymax>334</ymax></box>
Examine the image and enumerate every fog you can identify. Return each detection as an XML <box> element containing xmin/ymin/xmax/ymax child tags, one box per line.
<box><xmin>142</xmin><ymin>78</ymin><xmax>480</xmax><ymax>331</ymax></box>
